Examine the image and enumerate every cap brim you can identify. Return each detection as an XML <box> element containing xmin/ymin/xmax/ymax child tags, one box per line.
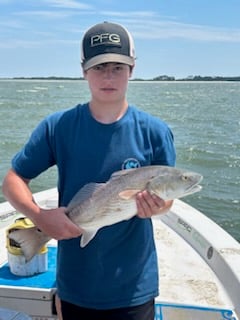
<box><xmin>82</xmin><ymin>53</ymin><xmax>135</xmax><ymax>71</ymax></box>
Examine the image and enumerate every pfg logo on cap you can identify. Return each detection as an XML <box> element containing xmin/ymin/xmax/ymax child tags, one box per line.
<box><xmin>91</xmin><ymin>33</ymin><xmax>121</xmax><ymax>47</ymax></box>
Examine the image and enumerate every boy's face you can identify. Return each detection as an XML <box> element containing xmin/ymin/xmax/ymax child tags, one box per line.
<box><xmin>84</xmin><ymin>62</ymin><xmax>133</xmax><ymax>104</ymax></box>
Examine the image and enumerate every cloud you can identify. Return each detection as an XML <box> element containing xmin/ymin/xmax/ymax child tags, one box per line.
<box><xmin>100</xmin><ymin>10</ymin><xmax>157</xmax><ymax>18</ymax></box>
<box><xmin>83</xmin><ymin>10</ymin><xmax>240</xmax><ymax>43</ymax></box>
<box><xmin>44</xmin><ymin>0</ymin><xmax>93</xmax><ymax>10</ymax></box>
<box><xmin>1</xmin><ymin>6</ymin><xmax>240</xmax><ymax>49</ymax></box>
<box><xmin>0</xmin><ymin>19</ymin><xmax>24</xmax><ymax>29</ymax></box>
<box><xmin>0</xmin><ymin>38</ymin><xmax>78</xmax><ymax>49</ymax></box>
<box><xmin>14</xmin><ymin>10</ymin><xmax>75</xmax><ymax>19</ymax></box>
<box><xmin>118</xmin><ymin>18</ymin><xmax>240</xmax><ymax>43</ymax></box>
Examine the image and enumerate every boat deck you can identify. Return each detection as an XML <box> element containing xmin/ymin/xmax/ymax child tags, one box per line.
<box><xmin>0</xmin><ymin>189</ymin><xmax>240</xmax><ymax>319</ymax></box>
<box><xmin>153</xmin><ymin>216</ymin><xmax>229</xmax><ymax>307</ymax></box>
<box><xmin>0</xmin><ymin>210</ymin><xmax>228</xmax><ymax>308</ymax></box>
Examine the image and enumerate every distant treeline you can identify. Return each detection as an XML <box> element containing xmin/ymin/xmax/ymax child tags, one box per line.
<box><xmin>134</xmin><ymin>75</ymin><xmax>240</xmax><ymax>81</ymax></box>
<box><xmin>5</xmin><ymin>75</ymin><xmax>240</xmax><ymax>81</ymax></box>
<box><xmin>11</xmin><ymin>76</ymin><xmax>85</xmax><ymax>80</ymax></box>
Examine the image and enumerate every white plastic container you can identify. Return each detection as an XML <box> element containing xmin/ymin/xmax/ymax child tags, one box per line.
<box><xmin>6</xmin><ymin>217</ymin><xmax>48</xmax><ymax>276</ymax></box>
<box><xmin>7</xmin><ymin>250</ymin><xmax>48</xmax><ymax>276</ymax></box>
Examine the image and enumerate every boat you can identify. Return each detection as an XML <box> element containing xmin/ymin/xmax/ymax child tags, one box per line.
<box><xmin>0</xmin><ymin>187</ymin><xmax>240</xmax><ymax>320</ymax></box>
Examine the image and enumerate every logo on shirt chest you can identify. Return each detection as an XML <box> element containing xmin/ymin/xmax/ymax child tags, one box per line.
<box><xmin>122</xmin><ymin>158</ymin><xmax>141</xmax><ymax>170</ymax></box>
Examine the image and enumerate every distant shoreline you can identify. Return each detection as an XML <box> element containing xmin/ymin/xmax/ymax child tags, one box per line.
<box><xmin>1</xmin><ymin>75</ymin><xmax>240</xmax><ymax>82</ymax></box>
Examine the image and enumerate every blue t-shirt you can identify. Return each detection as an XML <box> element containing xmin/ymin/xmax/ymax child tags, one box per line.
<box><xmin>12</xmin><ymin>103</ymin><xmax>176</xmax><ymax>309</ymax></box>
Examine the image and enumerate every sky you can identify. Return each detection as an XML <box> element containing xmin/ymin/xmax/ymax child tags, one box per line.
<box><xmin>0</xmin><ymin>0</ymin><xmax>240</xmax><ymax>79</ymax></box>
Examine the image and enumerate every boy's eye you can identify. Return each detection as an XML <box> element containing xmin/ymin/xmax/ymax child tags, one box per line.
<box><xmin>92</xmin><ymin>65</ymin><xmax>104</xmax><ymax>71</ymax></box>
<box><xmin>114</xmin><ymin>65</ymin><xmax>123</xmax><ymax>71</ymax></box>
<box><xmin>92</xmin><ymin>63</ymin><xmax>125</xmax><ymax>72</ymax></box>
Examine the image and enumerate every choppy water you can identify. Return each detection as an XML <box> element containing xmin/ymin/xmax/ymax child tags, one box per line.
<box><xmin>0</xmin><ymin>80</ymin><xmax>239</xmax><ymax>241</ymax></box>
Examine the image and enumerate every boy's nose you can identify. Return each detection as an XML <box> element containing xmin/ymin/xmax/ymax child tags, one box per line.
<box><xmin>103</xmin><ymin>67</ymin><xmax>114</xmax><ymax>79</ymax></box>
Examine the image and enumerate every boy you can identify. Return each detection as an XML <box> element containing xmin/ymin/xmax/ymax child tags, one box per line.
<box><xmin>2</xmin><ymin>22</ymin><xmax>176</xmax><ymax>320</ymax></box>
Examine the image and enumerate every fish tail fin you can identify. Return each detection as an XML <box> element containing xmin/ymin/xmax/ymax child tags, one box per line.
<box><xmin>8</xmin><ymin>227</ymin><xmax>50</xmax><ymax>262</ymax></box>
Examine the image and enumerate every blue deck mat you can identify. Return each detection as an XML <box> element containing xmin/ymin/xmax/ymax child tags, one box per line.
<box><xmin>154</xmin><ymin>303</ymin><xmax>235</xmax><ymax>320</ymax></box>
<box><xmin>0</xmin><ymin>246</ymin><xmax>57</xmax><ymax>289</ymax></box>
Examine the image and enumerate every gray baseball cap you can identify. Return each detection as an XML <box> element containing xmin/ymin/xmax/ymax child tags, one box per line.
<box><xmin>81</xmin><ymin>22</ymin><xmax>136</xmax><ymax>71</ymax></box>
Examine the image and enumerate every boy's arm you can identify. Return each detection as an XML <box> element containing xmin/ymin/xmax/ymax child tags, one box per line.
<box><xmin>2</xmin><ymin>169</ymin><xmax>82</xmax><ymax>240</ymax></box>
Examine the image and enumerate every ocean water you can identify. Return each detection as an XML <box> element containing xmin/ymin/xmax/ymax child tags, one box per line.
<box><xmin>0</xmin><ymin>80</ymin><xmax>239</xmax><ymax>241</ymax></box>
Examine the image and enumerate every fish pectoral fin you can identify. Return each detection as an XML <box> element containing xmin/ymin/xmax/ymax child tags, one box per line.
<box><xmin>80</xmin><ymin>228</ymin><xmax>98</xmax><ymax>248</ymax></box>
<box><xmin>118</xmin><ymin>189</ymin><xmax>141</xmax><ymax>200</ymax></box>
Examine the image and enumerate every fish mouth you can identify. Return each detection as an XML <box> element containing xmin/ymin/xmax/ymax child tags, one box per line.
<box><xmin>183</xmin><ymin>173</ymin><xmax>203</xmax><ymax>196</ymax></box>
<box><xmin>185</xmin><ymin>181</ymin><xmax>202</xmax><ymax>195</ymax></box>
<box><xmin>189</xmin><ymin>184</ymin><xmax>202</xmax><ymax>193</ymax></box>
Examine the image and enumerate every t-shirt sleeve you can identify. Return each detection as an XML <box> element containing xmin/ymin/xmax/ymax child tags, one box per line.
<box><xmin>149</xmin><ymin>117</ymin><xmax>176</xmax><ymax>167</ymax></box>
<box><xmin>153</xmin><ymin>126</ymin><xmax>176</xmax><ymax>166</ymax></box>
<box><xmin>12</xmin><ymin>117</ymin><xmax>56</xmax><ymax>179</ymax></box>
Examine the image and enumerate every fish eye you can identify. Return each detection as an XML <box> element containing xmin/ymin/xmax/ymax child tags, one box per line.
<box><xmin>182</xmin><ymin>175</ymin><xmax>189</xmax><ymax>181</ymax></box>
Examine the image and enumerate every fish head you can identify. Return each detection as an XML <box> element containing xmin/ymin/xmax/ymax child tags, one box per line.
<box><xmin>147</xmin><ymin>170</ymin><xmax>203</xmax><ymax>200</ymax></box>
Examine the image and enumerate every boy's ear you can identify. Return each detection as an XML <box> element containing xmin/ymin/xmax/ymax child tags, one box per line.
<box><xmin>82</xmin><ymin>69</ymin><xmax>87</xmax><ymax>79</ymax></box>
<box><xmin>129</xmin><ymin>65</ymin><xmax>135</xmax><ymax>78</ymax></box>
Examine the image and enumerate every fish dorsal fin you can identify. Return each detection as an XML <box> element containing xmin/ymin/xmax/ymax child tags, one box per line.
<box><xmin>110</xmin><ymin>168</ymin><xmax>137</xmax><ymax>180</ymax></box>
<box><xmin>68</xmin><ymin>183</ymin><xmax>105</xmax><ymax>209</ymax></box>
<box><xmin>118</xmin><ymin>189</ymin><xmax>141</xmax><ymax>200</ymax></box>
<box><xmin>80</xmin><ymin>228</ymin><xmax>98</xmax><ymax>247</ymax></box>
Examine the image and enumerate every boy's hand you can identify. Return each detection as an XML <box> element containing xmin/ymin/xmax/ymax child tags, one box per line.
<box><xmin>136</xmin><ymin>190</ymin><xmax>173</xmax><ymax>218</ymax></box>
<box><xmin>33</xmin><ymin>207</ymin><xmax>83</xmax><ymax>240</ymax></box>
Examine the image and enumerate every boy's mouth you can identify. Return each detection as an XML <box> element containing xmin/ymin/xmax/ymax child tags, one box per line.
<box><xmin>101</xmin><ymin>87</ymin><xmax>116</xmax><ymax>92</ymax></box>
